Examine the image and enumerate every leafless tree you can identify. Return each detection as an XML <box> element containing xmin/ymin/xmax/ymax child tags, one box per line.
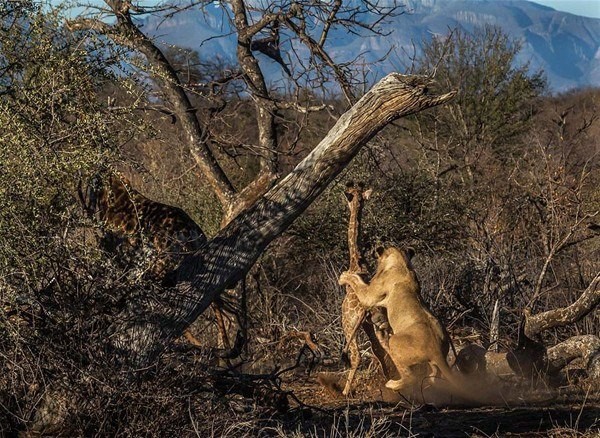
<box><xmin>68</xmin><ymin>0</ymin><xmax>455</xmax><ymax>368</ymax></box>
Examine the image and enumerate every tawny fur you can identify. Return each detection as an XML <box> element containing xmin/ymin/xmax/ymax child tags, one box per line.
<box><xmin>339</xmin><ymin>185</ymin><xmax>394</xmax><ymax>396</ymax></box>
<box><xmin>339</xmin><ymin>246</ymin><xmax>479</xmax><ymax>404</ymax></box>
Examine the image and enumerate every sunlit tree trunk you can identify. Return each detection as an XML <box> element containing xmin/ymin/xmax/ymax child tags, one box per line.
<box><xmin>110</xmin><ymin>74</ymin><xmax>456</xmax><ymax>367</ymax></box>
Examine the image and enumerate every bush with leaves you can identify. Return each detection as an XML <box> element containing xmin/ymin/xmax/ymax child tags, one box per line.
<box><xmin>274</xmin><ymin>26</ymin><xmax>598</xmax><ymax>350</ymax></box>
<box><xmin>0</xmin><ymin>4</ymin><xmax>305</xmax><ymax>435</ymax></box>
<box><xmin>0</xmin><ymin>3</ymin><xmax>147</xmax><ymax>433</ymax></box>
<box><xmin>398</xmin><ymin>26</ymin><xmax>600</xmax><ymax>345</ymax></box>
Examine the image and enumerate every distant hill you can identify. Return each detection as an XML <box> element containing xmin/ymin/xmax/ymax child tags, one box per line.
<box><xmin>137</xmin><ymin>0</ymin><xmax>600</xmax><ymax>92</ymax></box>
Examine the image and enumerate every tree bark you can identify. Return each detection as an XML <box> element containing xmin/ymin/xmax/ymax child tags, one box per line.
<box><xmin>230</xmin><ymin>0</ymin><xmax>279</xmax><ymax>173</ymax></box>
<box><xmin>546</xmin><ymin>335</ymin><xmax>600</xmax><ymax>379</ymax></box>
<box><xmin>109</xmin><ymin>73</ymin><xmax>456</xmax><ymax>368</ymax></box>
<box><xmin>218</xmin><ymin>0</ymin><xmax>280</xmax><ymax>225</ymax></box>
<box><xmin>524</xmin><ymin>272</ymin><xmax>600</xmax><ymax>338</ymax></box>
<box><xmin>67</xmin><ymin>9</ymin><xmax>236</xmax><ymax>209</ymax></box>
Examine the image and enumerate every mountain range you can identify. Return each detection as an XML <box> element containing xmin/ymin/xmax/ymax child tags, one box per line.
<box><xmin>137</xmin><ymin>0</ymin><xmax>600</xmax><ymax>92</ymax></box>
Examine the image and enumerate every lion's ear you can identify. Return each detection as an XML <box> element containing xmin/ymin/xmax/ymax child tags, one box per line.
<box><xmin>375</xmin><ymin>246</ymin><xmax>385</xmax><ymax>257</ymax></box>
<box><xmin>363</xmin><ymin>188</ymin><xmax>373</xmax><ymax>200</ymax></box>
<box><xmin>406</xmin><ymin>247</ymin><xmax>415</xmax><ymax>260</ymax></box>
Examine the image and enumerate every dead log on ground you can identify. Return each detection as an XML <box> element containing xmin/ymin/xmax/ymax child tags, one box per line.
<box><xmin>500</xmin><ymin>273</ymin><xmax>600</xmax><ymax>379</ymax></box>
<box><xmin>459</xmin><ymin>273</ymin><xmax>600</xmax><ymax>381</ymax></box>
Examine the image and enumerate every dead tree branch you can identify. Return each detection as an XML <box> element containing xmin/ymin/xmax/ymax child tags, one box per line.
<box><xmin>524</xmin><ymin>272</ymin><xmax>600</xmax><ymax>338</ymax></box>
<box><xmin>284</xmin><ymin>15</ymin><xmax>356</xmax><ymax>106</ymax></box>
<box><xmin>109</xmin><ymin>73</ymin><xmax>456</xmax><ymax>368</ymax></box>
<box><xmin>68</xmin><ymin>3</ymin><xmax>236</xmax><ymax>208</ymax></box>
<box><xmin>547</xmin><ymin>335</ymin><xmax>600</xmax><ymax>379</ymax></box>
<box><xmin>220</xmin><ymin>0</ymin><xmax>284</xmax><ymax>224</ymax></box>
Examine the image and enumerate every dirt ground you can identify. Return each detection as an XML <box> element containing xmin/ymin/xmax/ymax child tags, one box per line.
<box><xmin>278</xmin><ymin>367</ymin><xmax>600</xmax><ymax>437</ymax></box>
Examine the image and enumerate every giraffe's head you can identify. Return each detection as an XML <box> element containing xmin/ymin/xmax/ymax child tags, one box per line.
<box><xmin>78</xmin><ymin>173</ymin><xmax>136</xmax><ymax>230</ymax></box>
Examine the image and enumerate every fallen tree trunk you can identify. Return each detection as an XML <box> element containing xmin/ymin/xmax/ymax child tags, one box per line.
<box><xmin>547</xmin><ymin>335</ymin><xmax>600</xmax><ymax>379</ymax></box>
<box><xmin>456</xmin><ymin>273</ymin><xmax>600</xmax><ymax>382</ymax></box>
<box><xmin>524</xmin><ymin>272</ymin><xmax>599</xmax><ymax>339</ymax></box>
<box><xmin>456</xmin><ymin>336</ymin><xmax>600</xmax><ymax>382</ymax></box>
<box><xmin>109</xmin><ymin>74</ymin><xmax>456</xmax><ymax>368</ymax></box>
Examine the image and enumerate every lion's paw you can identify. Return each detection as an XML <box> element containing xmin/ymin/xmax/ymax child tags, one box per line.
<box><xmin>385</xmin><ymin>379</ymin><xmax>403</xmax><ymax>391</ymax></box>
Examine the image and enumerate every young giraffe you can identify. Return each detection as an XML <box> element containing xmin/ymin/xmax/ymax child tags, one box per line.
<box><xmin>341</xmin><ymin>184</ymin><xmax>394</xmax><ymax>396</ymax></box>
<box><xmin>79</xmin><ymin>172</ymin><xmax>244</xmax><ymax>358</ymax></box>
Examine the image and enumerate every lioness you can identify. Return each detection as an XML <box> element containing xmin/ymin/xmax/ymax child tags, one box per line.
<box><xmin>339</xmin><ymin>246</ymin><xmax>468</xmax><ymax>403</ymax></box>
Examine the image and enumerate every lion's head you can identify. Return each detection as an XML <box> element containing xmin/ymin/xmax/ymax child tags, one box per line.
<box><xmin>374</xmin><ymin>246</ymin><xmax>415</xmax><ymax>276</ymax></box>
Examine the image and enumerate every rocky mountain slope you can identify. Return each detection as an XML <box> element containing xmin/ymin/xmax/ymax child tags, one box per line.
<box><xmin>137</xmin><ymin>0</ymin><xmax>600</xmax><ymax>92</ymax></box>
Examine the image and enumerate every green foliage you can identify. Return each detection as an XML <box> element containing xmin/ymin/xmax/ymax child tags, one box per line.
<box><xmin>399</xmin><ymin>26</ymin><xmax>548</xmax><ymax>251</ymax></box>
<box><xmin>393</xmin><ymin>26</ymin><xmax>599</xmax><ymax>332</ymax></box>
<box><xmin>290</xmin><ymin>26</ymin><xmax>549</xmax><ymax>267</ymax></box>
<box><xmin>414</xmin><ymin>26</ymin><xmax>546</xmax><ymax>170</ymax></box>
<box><xmin>0</xmin><ymin>6</ymin><xmax>165</xmax><ymax>433</ymax></box>
<box><xmin>288</xmin><ymin>27</ymin><xmax>596</xmax><ymax>339</ymax></box>
<box><xmin>0</xmin><ymin>4</ymin><xmax>136</xmax><ymax>281</ymax></box>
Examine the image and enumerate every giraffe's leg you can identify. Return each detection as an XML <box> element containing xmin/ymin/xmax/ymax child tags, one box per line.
<box><xmin>215</xmin><ymin>281</ymin><xmax>247</xmax><ymax>360</ymax></box>
<box><xmin>182</xmin><ymin>302</ymin><xmax>232</xmax><ymax>356</ymax></box>
<box><xmin>213</xmin><ymin>302</ymin><xmax>232</xmax><ymax>352</ymax></box>
<box><xmin>342</xmin><ymin>337</ymin><xmax>361</xmax><ymax>396</ymax></box>
<box><xmin>183</xmin><ymin>329</ymin><xmax>202</xmax><ymax>347</ymax></box>
<box><xmin>341</xmin><ymin>299</ymin><xmax>366</xmax><ymax>397</ymax></box>
<box><xmin>342</xmin><ymin>308</ymin><xmax>366</xmax><ymax>359</ymax></box>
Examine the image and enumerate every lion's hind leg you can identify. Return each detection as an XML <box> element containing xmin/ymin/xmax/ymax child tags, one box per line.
<box><xmin>384</xmin><ymin>365</ymin><xmax>414</xmax><ymax>392</ymax></box>
<box><xmin>386</xmin><ymin>362</ymin><xmax>446</xmax><ymax>405</ymax></box>
<box><xmin>384</xmin><ymin>364</ymin><xmax>428</xmax><ymax>404</ymax></box>
<box><xmin>385</xmin><ymin>333</ymin><xmax>434</xmax><ymax>401</ymax></box>
<box><xmin>384</xmin><ymin>379</ymin><xmax>403</xmax><ymax>391</ymax></box>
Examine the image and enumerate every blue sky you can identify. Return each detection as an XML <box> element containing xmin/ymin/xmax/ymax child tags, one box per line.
<box><xmin>532</xmin><ymin>0</ymin><xmax>600</xmax><ymax>18</ymax></box>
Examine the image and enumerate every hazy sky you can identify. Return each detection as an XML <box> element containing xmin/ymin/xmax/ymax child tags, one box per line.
<box><xmin>532</xmin><ymin>0</ymin><xmax>600</xmax><ymax>18</ymax></box>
